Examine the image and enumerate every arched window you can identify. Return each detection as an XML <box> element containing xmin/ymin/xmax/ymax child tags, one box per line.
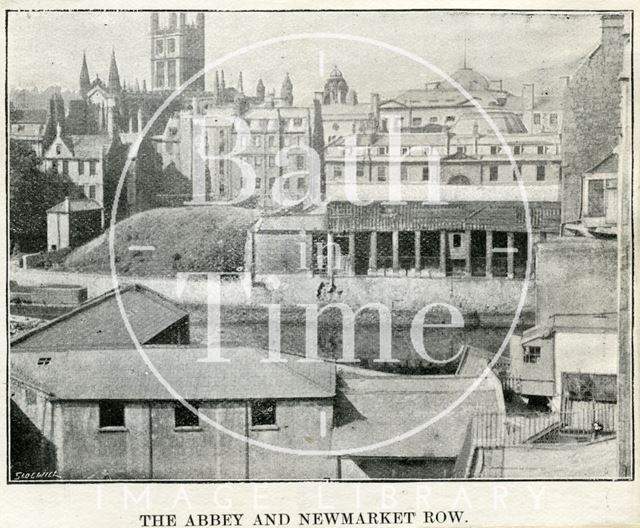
<box><xmin>448</xmin><ymin>174</ymin><xmax>471</xmax><ymax>185</ymax></box>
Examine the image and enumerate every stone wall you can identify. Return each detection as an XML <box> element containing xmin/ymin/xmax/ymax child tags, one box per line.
<box><xmin>561</xmin><ymin>14</ymin><xmax>625</xmax><ymax>224</ymax></box>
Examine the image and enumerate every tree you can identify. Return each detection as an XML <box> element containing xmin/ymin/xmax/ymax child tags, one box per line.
<box><xmin>10</xmin><ymin>140</ymin><xmax>78</xmax><ymax>252</ymax></box>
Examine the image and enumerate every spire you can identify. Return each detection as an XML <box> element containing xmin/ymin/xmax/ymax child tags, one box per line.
<box><xmin>237</xmin><ymin>71</ymin><xmax>244</xmax><ymax>94</ymax></box>
<box><xmin>220</xmin><ymin>70</ymin><xmax>226</xmax><ymax>97</ymax></box>
<box><xmin>281</xmin><ymin>73</ymin><xmax>293</xmax><ymax>106</ymax></box>
<box><xmin>80</xmin><ymin>51</ymin><xmax>91</xmax><ymax>97</ymax></box>
<box><xmin>108</xmin><ymin>48</ymin><xmax>121</xmax><ymax>93</ymax></box>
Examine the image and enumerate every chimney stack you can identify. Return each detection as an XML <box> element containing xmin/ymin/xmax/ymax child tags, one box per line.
<box><xmin>601</xmin><ymin>13</ymin><xmax>625</xmax><ymax>49</ymax></box>
<box><xmin>370</xmin><ymin>92</ymin><xmax>380</xmax><ymax>123</ymax></box>
<box><xmin>521</xmin><ymin>83</ymin><xmax>535</xmax><ymax>111</ymax></box>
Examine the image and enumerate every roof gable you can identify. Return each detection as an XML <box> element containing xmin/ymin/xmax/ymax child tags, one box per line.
<box><xmin>586</xmin><ymin>153</ymin><xmax>618</xmax><ymax>174</ymax></box>
<box><xmin>11</xmin><ymin>284</ymin><xmax>188</xmax><ymax>350</ymax></box>
<box><xmin>44</xmin><ymin>135</ymin><xmax>74</xmax><ymax>158</ymax></box>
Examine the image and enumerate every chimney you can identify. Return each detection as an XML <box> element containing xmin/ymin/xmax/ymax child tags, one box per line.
<box><xmin>601</xmin><ymin>14</ymin><xmax>625</xmax><ymax>49</ymax></box>
<box><xmin>64</xmin><ymin>196</ymin><xmax>70</xmax><ymax>213</ymax></box>
<box><xmin>521</xmin><ymin>83</ymin><xmax>535</xmax><ymax>111</ymax></box>
<box><xmin>559</xmin><ymin>75</ymin><xmax>570</xmax><ymax>90</ymax></box>
<box><xmin>179</xmin><ymin>13</ymin><xmax>186</xmax><ymax>28</ymax></box>
<box><xmin>370</xmin><ymin>92</ymin><xmax>380</xmax><ymax>122</ymax></box>
<box><xmin>150</xmin><ymin>13</ymin><xmax>159</xmax><ymax>32</ymax></box>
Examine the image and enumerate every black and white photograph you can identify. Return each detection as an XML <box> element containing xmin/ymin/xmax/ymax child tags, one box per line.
<box><xmin>2</xmin><ymin>3</ymin><xmax>637</xmax><ymax>524</ymax></box>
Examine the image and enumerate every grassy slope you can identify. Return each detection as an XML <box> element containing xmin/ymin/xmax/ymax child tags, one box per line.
<box><xmin>64</xmin><ymin>205</ymin><xmax>259</xmax><ymax>277</ymax></box>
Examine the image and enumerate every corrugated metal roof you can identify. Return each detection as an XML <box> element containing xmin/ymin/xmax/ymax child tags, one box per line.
<box><xmin>11</xmin><ymin>284</ymin><xmax>188</xmax><ymax>350</ymax></box>
<box><xmin>327</xmin><ymin>201</ymin><xmax>561</xmax><ymax>233</ymax></box>
<box><xmin>11</xmin><ymin>346</ymin><xmax>336</xmax><ymax>400</ymax></box>
<box><xmin>332</xmin><ymin>371</ymin><xmax>502</xmax><ymax>457</ymax></box>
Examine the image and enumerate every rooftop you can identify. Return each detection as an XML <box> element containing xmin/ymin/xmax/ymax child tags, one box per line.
<box><xmin>11</xmin><ymin>284</ymin><xmax>188</xmax><ymax>350</ymax></box>
<box><xmin>11</xmin><ymin>346</ymin><xmax>336</xmax><ymax>401</ymax></box>
<box><xmin>47</xmin><ymin>197</ymin><xmax>102</xmax><ymax>214</ymax></box>
<box><xmin>332</xmin><ymin>369</ymin><xmax>503</xmax><ymax>458</ymax></box>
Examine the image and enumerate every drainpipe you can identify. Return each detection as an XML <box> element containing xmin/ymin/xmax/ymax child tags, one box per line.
<box><xmin>148</xmin><ymin>404</ymin><xmax>153</xmax><ymax>479</ymax></box>
<box><xmin>244</xmin><ymin>402</ymin><xmax>250</xmax><ymax>479</ymax></box>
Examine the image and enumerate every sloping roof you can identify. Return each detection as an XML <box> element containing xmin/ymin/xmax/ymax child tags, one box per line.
<box><xmin>47</xmin><ymin>198</ymin><xmax>102</xmax><ymax>213</ymax></box>
<box><xmin>12</xmin><ymin>109</ymin><xmax>48</xmax><ymax>124</ymax></box>
<box><xmin>586</xmin><ymin>152</ymin><xmax>618</xmax><ymax>174</ymax></box>
<box><xmin>332</xmin><ymin>370</ymin><xmax>503</xmax><ymax>458</ymax></box>
<box><xmin>11</xmin><ymin>346</ymin><xmax>336</xmax><ymax>400</ymax></box>
<box><xmin>521</xmin><ymin>312</ymin><xmax>617</xmax><ymax>345</ymax></box>
<box><xmin>66</xmin><ymin>134</ymin><xmax>112</xmax><ymax>159</ymax></box>
<box><xmin>11</xmin><ymin>284</ymin><xmax>188</xmax><ymax>350</ymax></box>
<box><xmin>257</xmin><ymin>212</ymin><xmax>326</xmax><ymax>232</ymax></box>
<box><xmin>327</xmin><ymin>201</ymin><xmax>562</xmax><ymax>234</ymax></box>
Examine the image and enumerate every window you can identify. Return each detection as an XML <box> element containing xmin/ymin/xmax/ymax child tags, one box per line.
<box><xmin>251</xmin><ymin>400</ymin><xmax>276</xmax><ymax>427</ymax></box>
<box><xmin>268</xmin><ymin>177</ymin><xmax>275</xmax><ymax>189</ymax></box>
<box><xmin>167</xmin><ymin>38</ymin><xmax>176</xmax><ymax>54</ymax></box>
<box><xmin>536</xmin><ymin>165</ymin><xmax>546</xmax><ymax>181</ymax></box>
<box><xmin>254</xmin><ymin>136</ymin><xmax>262</xmax><ymax>147</ymax></box>
<box><xmin>429</xmin><ymin>116</ymin><xmax>438</xmax><ymax>123</ymax></box>
<box><xmin>89</xmin><ymin>185</ymin><xmax>96</xmax><ymax>199</ymax></box>
<box><xmin>489</xmin><ymin>166</ymin><xmax>499</xmax><ymax>181</ymax></box>
<box><xmin>537</xmin><ymin>145</ymin><xmax>545</xmax><ymax>155</ymax></box>
<box><xmin>295</xmin><ymin>155</ymin><xmax>305</xmax><ymax>170</ymax></box>
<box><xmin>401</xmin><ymin>166</ymin><xmax>408</xmax><ymax>181</ymax></box>
<box><xmin>283</xmin><ymin>179</ymin><xmax>290</xmax><ymax>190</ymax></box>
<box><xmin>533</xmin><ymin>113</ymin><xmax>541</xmax><ymax>125</ymax></box>
<box><xmin>56</xmin><ymin>145</ymin><xmax>61</xmax><ymax>155</ymax></box>
<box><xmin>174</xmin><ymin>402</ymin><xmax>199</xmax><ymax>428</ymax></box>
<box><xmin>37</xmin><ymin>357</ymin><xmax>51</xmax><ymax>366</ymax></box>
<box><xmin>513</xmin><ymin>145</ymin><xmax>522</xmax><ymax>155</ymax></box>
<box><xmin>62</xmin><ymin>160</ymin><xmax>69</xmax><ymax>176</ymax></box>
<box><xmin>452</xmin><ymin>234</ymin><xmax>462</xmax><ymax>248</ymax></box>
<box><xmin>356</xmin><ymin>164</ymin><xmax>364</xmax><ymax>179</ymax></box>
<box><xmin>587</xmin><ymin>179</ymin><xmax>605</xmax><ymax>216</ymax></box>
<box><xmin>268</xmin><ymin>136</ymin><xmax>276</xmax><ymax>147</ymax></box>
<box><xmin>412</xmin><ymin>117</ymin><xmax>422</xmax><ymax>127</ymax></box>
<box><xmin>99</xmin><ymin>401</ymin><xmax>125</xmax><ymax>429</ymax></box>
<box><xmin>155</xmin><ymin>61</ymin><xmax>165</xmax><ymax>87</ymax></box>
<box><xmin>167</xmin><ymin>60</ymin><xmax>177</xmax><ymax>88</ymax></box>
<box><xmin>523</xmin><ymin>346</ymin><xmax>541</xmax><ymax>364</ymax></box>
<box><xmin>333</xmin><ymin>165</ymin><xmax>343</xmax><ymax>179</ymax></box>
<box><xmin>268</xmin><ymin>156</ymin><xmax>275</xmax><ymax>168</ymax></box>
<box><xmin>297</xmin><ymin>177</ymin><xmax>305</xmax><ymax>190</ymax></box>
<box><xmin>445</xmin><ymin>115</ymin><xmax>455</xmax><ymax>123</ymax></box>
<box><xmin>89</xmin><ymin>161</ymin><xmax>97</xmax><ymax>175</ymax></box>
<box><xmin>293</xmin><ymin>118</ymin><xmax>303</xmax><ymax>126</ymax></box>
<box><xmin>549</xmin><ymin>113</ymin><xmax>558</xmax><ymax>125</ymax></box>
<box><xmin>490</xmin><ymin>146</ymin><xmax>499</xmax><ymax>155</ymax></box>
<box><xmin>283</xmin><ymin>136</ymin><xmax>290</xmax><ymax>147</ymax></box>
<box><xmin>256</xmin><ymin>178</ymin><xmax>262</xmax><ymax>189</ymax></box>
<box><xmin>377</xmin><ymin>165</ymin><xmax>387</xmax><ymax>182</ymax></box>
<box><xmin>513</xmin><ymin>164</ymin><xmax>522</xmax><ymax>181</ymax></box>
<box><xmin>218</xmin><ymin>160</ymin><xmax>224</xmax><ymax>173</ymax></box>
<box><xmin>378</xmin><ymin>147</ymin><xmax>386</xmax><ymax>155</ymax></box>
<box><xmin>422</xmin><ymin>166</ymin><xmax>429</xmax><ymax>181</ymax></box>
<box><xmin>156</xmin><ymin>40</ymin><xmax>164</xmax><ymax>55</ymax></box>
<box><xmin>255</xmin><ymin>157</ymin><xmax>262</xmax><ymax>167</ymax></box>
<box><xmin>51</xmin><ymin>160</ymin><xmax>58</xmax><ymax>172</ymax></box>
<box><xmin>456</xmin><ymin>146</ymin><xmax>465</xmax><ymax>154</ymax></box>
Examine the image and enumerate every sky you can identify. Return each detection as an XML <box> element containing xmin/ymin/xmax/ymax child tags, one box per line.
<box><xmin>8</xmin><ymin>10</ymin><xmax>604</xmax><ymax>104</ymax></box>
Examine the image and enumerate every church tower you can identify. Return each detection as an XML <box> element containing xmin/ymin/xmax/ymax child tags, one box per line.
<box><xmin>150</xmin><ymin>12</ymin><xmax>205</xmax><ymax>92</ymax></box>
<box><xmin>281</xmin><ymin>73</ymin><xmax>293</xmax><ymax>106</ymax></box>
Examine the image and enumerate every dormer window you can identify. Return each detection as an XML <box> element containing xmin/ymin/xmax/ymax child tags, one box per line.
<box><xmin>56</xmin><ymin>145</ymin><xmax>61</xmax><ymax>155</ymax></box>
